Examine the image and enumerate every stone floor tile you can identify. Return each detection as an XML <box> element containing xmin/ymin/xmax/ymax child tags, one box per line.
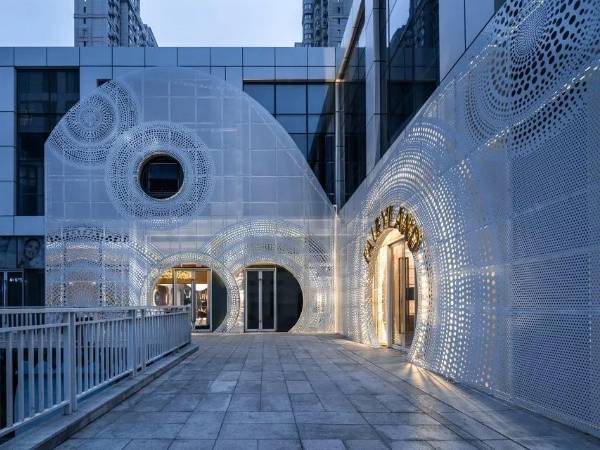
<box><xmin>168</xmin><ymin>440</ymin><xmax>216</xmax><ymax>450</ymax></box>
<box><xmin>263</xmin><ymin>371</ymin><xmax>285</xmax><ymax>381</ymax></box>
<box><xmin>316</xmin><ymin>393</ymin><xmax>357</xmax><ymax>412</ymax></box>
<box><xmin>362</xmin><ymin>412</ymin><xmax>439</xmax><ymax>426</ymax></box>
<box><xmin>437</xmin><ymin>411</ymin><xmax>505</xmax><ymax>440</ymax></box>
<box><xmin>227</xmin><ymin>393</ymin><xmax>261</xmax><ymax>411</ymax></box>
<box><xmin>213</xmin><ymin>439</ymin><xmax>258</xmax><ymax>450</ymax></box>
<box><xmin>239</xmin><ymin>370</ymin><xmax>263</xmax><ymax>381</ymax></box>
<box><xmin>235</xmin><ymin>379</ymin><xmax>262</xmax><ymax>393</ymax></box>
<box><xmin>258</xmin><ymin>439</ymin><xmax>302</xmax><ymax>450</ymax></box>
<box><xmin>294</xmin><ymin>411</ymin><xmax>366</xmax><ymax>425</ymax></box>
<box><xmin>297</xmin><ymin>424</ymin><xmax>379</xmax><ymax>440</ymax></box>
<box><xmin>482</xmin><ymin>440</ymin><xmax>526</xmax><ymax>449</ymax></box>
<box><xmin>374</xmin><ymin>424</ymin><xmax>462</xmax><ymax>441</ymax></box>
<box><xmin>286</xmin><ymin>380</ymin><xmax>313</xmax><ymax>394</ymax></box>
<box><xmin>426</xmin><ymin>441</ymin><xmax>478</xmax><ymax>449</ymax></box>
<box><xmin>390</xmin><ymin>442</ymin><xmax>434</xmax><ymax>450</ymax></box>
<box><xmin>283</xmin><ymin>370</ymin><xmax>307</xmax><ymax>381</ymax></box>
<box><xmin>302</xmin><ymin>439</ymin><xmax>346</xmax><ymax>450</ymax></box>
<box><xmin>71</xmin><ymin>411</ymin><xmax>124</xmax><ymax>438</ymax></box>
<box><xmin>374</xmin><ymin>394</ymin><xmax>420</xmax><ymax>412</ymax></box>
<box><xmin>290</xmin><ymin>393</ymin><xmax>325</xmax><ymax>412</ymax></box>
<box><xmin>262</xmin><ymin>380</ymin><xmax>288</xmax><ymax>394</ymax></box>
<box><xmin>133</xmin><ymin>394</ymin><xmax>175</xmax><ymax>412</ymax></box>
<box><xmin>347</xmin><ymin>394</ymin><xmax>390</xmax><ymax>413</ymax></box>
<box><xmin>56</xmin><ymin>438</ymin><xmax>131</xmax><ymax>450</ymax></box>
<box><xmin>216</xmin><ymin>370</ymin><xmax>241</xmax><ymax>381</ymax></box>
<box><xmin>218</xmin><ymin>423</ymin><xmax>299</xmax><ymax>440</ymax></box>
<box><xmin>177</xmin><ymin>421</ymin><xmax>222</xmax><ymax>440</ymax></box>
<box><xmin>122</xmin><ymin>438</ymin><xmax>172</xmax><ymax>449</ymax></box>
<box><xmin>185</xmin><ymin>411</ymin><xmax>225</xmax><ymax>425</ymax></box>
<box><xmin>194</xmin><ymin>394</ymin><xmax>232</xmax><ymax>411</ymax></box>
<box><xmin>119</xmin><ymin>411</ymin><xmax>191</xmax><ymax>424</ymax></box>
<box><xmin>261</xmin><ymin>393</ymin><xmax>293</xmax><ymax>411</ymax></box>
<box><xmin>345</xmin><ymin>440</ymin><xmax>389</xmax><ymax>450</ymax></box>
<box><xmin>209</xmin><ymin>380</ymin><xmax>237</xmax><ymax>393</ymax></box>
<box><xmin>96</xmin><ymin>422</ymin><xmax>183</xmax><ymax>439</ymax></box>
<box><xmin>163</xmin><ymin>394</ymin><xmax>202</xmax><ymax>412</ymax></box>
<box><xmin>225</xmin><ymin>411</ymin><xmax>295</xmax><ymax>423</ymax></box>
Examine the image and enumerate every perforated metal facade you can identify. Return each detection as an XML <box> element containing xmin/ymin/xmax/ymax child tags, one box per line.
<box><xmin>337</xmin><ymin>0</ymin><xmax>600</xmax><ymax>436</ymax></box>
<box><xmin>45</xmin><ymin>68</ymin><xmax>335</xmax><ymax>334</ymax></box>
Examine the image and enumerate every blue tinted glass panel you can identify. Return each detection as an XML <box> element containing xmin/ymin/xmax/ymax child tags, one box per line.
<box><xmin>307</xmin><ymin>84</ymin><xmax>334</xmax><ymax>114</ymax></box>
<box><xmin>278</xmin><ymin>115</ymin><xmax>307</xmax><ymax>134</ymax></box>
<box><xmin>276</xmin><ymin>84</ymin><xmax>306</xmax><ymax>114</ymax></box>
<box><xmin>243</xmin><ymin>84</ymin><xmax>275</xmax><ymax>113</ymax></box>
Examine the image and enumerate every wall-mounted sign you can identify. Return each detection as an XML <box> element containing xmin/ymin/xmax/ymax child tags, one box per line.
<box><xmin>363</xmin><ymin>206</ymin><xmax>423</xmax><ymax>264</ymax></box>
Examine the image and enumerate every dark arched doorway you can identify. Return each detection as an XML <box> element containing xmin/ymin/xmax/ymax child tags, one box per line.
<box><xmin>244</xmin><ymin>265</ymin><xmax>303</xmax><ymax>332</ymax></box>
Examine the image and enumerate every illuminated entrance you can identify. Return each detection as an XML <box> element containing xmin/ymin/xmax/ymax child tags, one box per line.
<box><xmin>153</xmin><ymin>265</ymin><xmax>227</xmax><ymax>331</ymax></box>
<box><xmin>372</xmin><ymin>230</ymin><xmax>418</xmax><ymax>348</ymax></box>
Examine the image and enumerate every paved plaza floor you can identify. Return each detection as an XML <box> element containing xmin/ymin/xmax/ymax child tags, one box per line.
<box><xmin>58</xmin><ymin>334</ymin><xmax>600</xmax><ymax>449</ymax></box>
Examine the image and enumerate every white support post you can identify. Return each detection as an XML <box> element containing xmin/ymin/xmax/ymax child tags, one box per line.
<box><xmin>64</xmin><ymin>311</ymin><xmax>77</xmax><ymax>414</ymax></box>
<box><xmin>128</xmin><ymin>309</ymin><xmax>137</xmax><ymax>377</ymax></box>
<box><xmin>140</xmin><ymin>309</ymin><xmax>146</xmax><ymax>373</ymax></box>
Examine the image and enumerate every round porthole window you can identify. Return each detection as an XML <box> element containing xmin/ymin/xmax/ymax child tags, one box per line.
<box><xmin>139</xmin><ymin>154</ymin><xmax>184</xmax><ymax>199</ymax></box>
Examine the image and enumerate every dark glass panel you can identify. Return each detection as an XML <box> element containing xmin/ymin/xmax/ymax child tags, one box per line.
<box><xmin>140</xmin><ymin>155</ymin><xmax>184</xmax><ymax>199</ymax></box>
<box><xmin>342</xmin><ymin>19</ymin><xmax>367</xmax><ymax>205</ymax></box>
<box><xmin>278</xmin><ymin>115</ymin><xmax>307</xmax><ymax>134</ymax></box>
<box><xmin>243</xmin><ymin>84</ymin><xmax>275</xmax><ymax>113</ymax></box>
<box><xmin>382</xmin><ymin>0</ymin><xmax>439</xmax><ymax>153</ymax></box>
<box><xmin>24</xmin><ymin>269</ymin><xmax>44</xmax><ymax>306</ymax></box>
<box><xmin>276</xmin><ymin>267</ymin><xmax>303</xmax><ymax>332</ymax></box>
<box><xmin>261</xmin><ymin>270</ymin><xmax>275</xmax><ymax>330</ymax></box>
<box><xmin>246</xmin><ymin>271</ymin><xmax>260</xmax><ymax>330</ymax></box>
<box><xmin>275</xmin><ymin>84</ymin><xmax>307</xmax><ymax>114</ymax></box>
<box><xmin>307</xmin><ymin>83</ymin><xmax>334</xmax><ymax>114</ymax></box>
<box><xmin>16</xmin><ymin>69</ymin><xmax>79</xmax><ymax>216</ymax></box>
<box><xmin>6</xmin><ymin>272</ymin><xmax>23</xmax><ymax>307</ymax></box>
<box><xmin>212</xmin><ymin>271</ymin><xmax>228</xmax><ymax>330</ymax></box>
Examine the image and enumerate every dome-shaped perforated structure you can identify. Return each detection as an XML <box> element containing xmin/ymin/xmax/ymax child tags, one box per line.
<box><xmin>45</xmin><ymin>68</ymin><xmax>335</xmax><ymax>333</ymax></box>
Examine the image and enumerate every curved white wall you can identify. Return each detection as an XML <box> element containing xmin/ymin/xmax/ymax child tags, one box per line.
<box><xmin>337</xmin><ymin>0</ymin><xmax>600</xmax><ymax>435</ymax></box>
<box><xmin>45</xmin><ymin>67</ymin><xmax>335</xmax><ymax>333</ymax></box>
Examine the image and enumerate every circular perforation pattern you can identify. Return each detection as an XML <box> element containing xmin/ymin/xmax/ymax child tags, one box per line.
<box><xmin>46</xmin><ymin>80</ymin><xmax>139</xmax><ymax>166</ymax></box>
<box><xmin>105</xmin><ymin>122</ymin><xmax>213</xmax><ymax>228</ymax></box>
<box><xmin>464</xmin><ymin>0</ymin><xmax>600</xmax><ymax>145</ymax></box>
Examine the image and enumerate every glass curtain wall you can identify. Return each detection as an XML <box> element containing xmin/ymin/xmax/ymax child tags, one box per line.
<box><xmin>381</xmin><ymin>0</ymin><xmax>439</xmax><ymax>154</ymax></box>
<box><xmin>244</xmin><ymin>82</ymin><xmax>336</xmax><ymax>203</ymax></box>
<box><xmin>16</xmin><ymin>69</ymin><xmax>79</xmax><ymax>216</ymax></box>
<box><xmin>342</xmin><ymin>17</ymin><xmax>367</xmax><ymax>205</ymax></box>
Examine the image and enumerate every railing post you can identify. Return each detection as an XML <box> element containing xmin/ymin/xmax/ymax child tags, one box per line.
<box><xmin>63</xmin><ymin>311</ymin><xmax>77</xmax><ymax>414</ymax></box>
<box><xmin>140</xmin><ymin>309</ymin><xmax>146</xmax><ymax>373</ymax></box>
<box><xmin>128</xmin><ymin>309</ymin><xmax>137</xmax><ymax>377</ymax></box>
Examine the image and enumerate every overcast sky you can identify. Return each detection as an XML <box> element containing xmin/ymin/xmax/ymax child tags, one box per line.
<box><xmin>0</xmin><ymin>0</ymin><xmax>303</xmax><ymax>47</ymax></box>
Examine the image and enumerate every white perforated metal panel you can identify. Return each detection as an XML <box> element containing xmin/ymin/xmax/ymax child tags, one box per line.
<box><xmin>337</xmin><ymin>0</ymin><xmax>600</xmax><ymax>436</ymax></box>
<box><xmin>45</xmin><ymin>68</ymin><xmax>335</xmax><ymax>334</ymax></box>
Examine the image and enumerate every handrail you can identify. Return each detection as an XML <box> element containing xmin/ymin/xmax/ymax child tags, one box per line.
<box><xmin>0</xmin><ymin>305</ymin><xmax>192</xmax><ymax>439</ymax></box>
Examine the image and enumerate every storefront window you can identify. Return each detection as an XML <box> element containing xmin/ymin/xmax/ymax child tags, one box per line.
<box><xmin>342</xmin><ymin>18</ymin><xmax>367</xmax><ymax>205</ymax></box>
<box><xmin>16</xmin><ymin>69</ymin><xmax>79</xmax><ymax>216</ymax></box>
<box><xmin>244</xmin><ymin>82</ymin><xmax>336</xmax><ymax>203</ymax></box>
<box><xmin>381</xmin><ymin>0</ymin><xmax>439</xmax><ymax>154</ymax></box>
<box><xmin>0</xmin><ymin>236</ymin><xmax>45</xmax><ymax>307</ymax></box>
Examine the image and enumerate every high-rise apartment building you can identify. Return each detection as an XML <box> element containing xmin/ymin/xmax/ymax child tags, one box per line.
<box><xmin>302</xmin><ymin>0</ymin><xmax>351</xmax><ymax>46</ymax></box>
<box><xmin>74</xmin><ymin>0</ymin><xmax>157</xmax><ymax>47</ymax></box>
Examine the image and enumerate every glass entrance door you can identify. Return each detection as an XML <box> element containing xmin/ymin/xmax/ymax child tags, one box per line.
<box><xmin>0</xmin><ymin>270</ymin><xmax>24</xmax><ymax>307</ymax></box>
<box><xmin>173</xmin><ymin>269</ymin><xmax>211</xmax><ymax>331</ymax></box>
<box><xmin>389</xmin><ymin>241</ymin><xmax>418</xmax><ymax>348</ymax></box>
<box><xmin>245</xmin><ymin>269</ymin><xmax>276</xmax><ymax>331</ymax></box>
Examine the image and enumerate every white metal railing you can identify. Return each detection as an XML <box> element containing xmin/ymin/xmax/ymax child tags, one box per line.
<box><xmin>0</xmin><ymin>306</ymin><xmax>191</xmax><ymax>438</ymax></box>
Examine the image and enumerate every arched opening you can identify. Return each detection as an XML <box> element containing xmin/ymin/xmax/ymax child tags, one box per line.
<box><xmin>243</xmin><ymin>264</ymin><xmax>303</xmax><ymax>332</ymax></box>
<box><xmin>371</xmin><ymin>229</ymin><xmax>418</xmax><ymax>348</ymax></box>
<box><xmin>152</xmin><ymin>263</ymin><xmax>227</xmax><ymax>332</ymax></box>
